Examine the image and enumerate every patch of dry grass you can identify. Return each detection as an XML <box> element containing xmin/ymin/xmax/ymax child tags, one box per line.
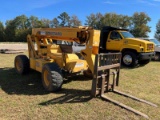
<box><xmin>0</xmin><ymin>52</ymin><xmax>160</xmax><ymax>120</ymax></box>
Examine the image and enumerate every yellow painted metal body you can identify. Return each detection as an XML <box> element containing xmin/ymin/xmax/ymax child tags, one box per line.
<box><xmin>30</xmin><ymin>58</ymin><xmax>54</xmax><ymax>72</ymax></box>
<box><xmin>27</xmin><ymin>26</ymin><xmax>154</xmax><ymax>74</ymax></box>
<box><xmin>106</xmin><ymin>30</ymin><xmax>154</xmax><ymax>53</ymax></box>
<box><xmin>27</xmin><ymin>26</ymin><xmax>100</xmax><ymax>74</ymax></box>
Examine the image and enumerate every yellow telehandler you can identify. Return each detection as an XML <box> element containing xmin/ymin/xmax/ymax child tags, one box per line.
<box><xmin>14</xmin><ymin>26</ymin><xmax>157</xmax><ymax>119</ymax></box>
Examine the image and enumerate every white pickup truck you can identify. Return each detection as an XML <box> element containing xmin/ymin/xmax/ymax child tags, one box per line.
<box><xmin>143</xmin><ymin>38</ymin><xmax>160</xmax><ymax>60</ymax></box>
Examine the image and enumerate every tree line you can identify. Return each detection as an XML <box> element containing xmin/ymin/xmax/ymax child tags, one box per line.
<box><xmin>0</xmin><ymin>12</ymin><xmax>160</xmax><ymax>42</ymax></box>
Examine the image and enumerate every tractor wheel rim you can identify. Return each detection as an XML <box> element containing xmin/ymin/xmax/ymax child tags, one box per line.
<box><xmin>123</xmin><ymin>55</ymin><xmax>132</xmax><ymax>65</ymax></box>
<box><xmin>16</xmin><ymin>60</ymin><xmax>22</xmax><ymax>72</ymax></box>
<box><xmin>43</xmin><ymin>70</ymin><xmax>50</xmax><ymax>86</ymax></box>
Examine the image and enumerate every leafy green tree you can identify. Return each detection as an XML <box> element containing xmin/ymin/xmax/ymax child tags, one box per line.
<box><xmin>1</xmin><ymin>12</ymin><xmax>153</xmax><ymax>42</ymax></box>
<box><xmin>58</xmin><ymin>12</ymin><xmax>70</xmax><ymax>27</ymax></box>
<box><xmin>14</xmin><ymin>15</ymin><xmax>28</xmax><ymax>30</ymax></box>
<box><xmin>95</xmin><ymin>13</ymin><xmax>103</xmax><ymax>29</ymax></box>
<box><xmin>101</xmin><ymin>13</ymin><xmax>120</xmax><ymax>27</ymax></box>
<box><xmin>85</xmin><ymin>13</ymin><xmax>97</xmax><ymax>28</ymax></box>
<box><xmin>69</xmin><ymin>15</ymin><xmax>82</xmax><ymax>27</ymax></box>
<box><xmin>0</xmin><ymin>21</ymin><xmax>5</xmax><ymax>42</ymax></box>
<box><xmin>130</xmin><ymin>12</ymin><xmax>151</xmax><ymax>37</ymax></box>
<box><xmin>5</xmin><ymin>15</ymin><xmax>31</xmax><ymax>42</ymax></box>
<box><xmin>27</xmin><ymin>16</ymin><xmax>42</xmax><ymax>28</ymax></box>
<box><xmin>41</xmin><ymin>18</ymin><xmax>50</xmax><ymax>28</ymax></box>
<box><xmin>50</xmin><ymin>18</ymin><xmax>59</xmax><ymax>28</ymax></box>
<box><xmin>155</xmin><ymin>20</ymin><xmax>160</xmax><ymax>41</ymax></box>
<box><xmin>118</xmin><ymin>15</ymin><xmax>132</xmax><ymax>28</ymax></box>
<box><xmin>15</xmin><ymin>29</ymin><xmax>31</xmax><ymax>42</ymax></box>
<box><xmin>85</xmin><ymin>13</ymin><xmax>130</xmax><ymax>30</ymax></box>
<box><xmin>13</xmin><ymin>15</ymin><xmax>31</xmax><ymax>42</ymax></box>
<box><xmin>4</xmin><ymin>20</ymin><xmax>16</xmax><ymax>42</ymax></box>
<box><xmin>85</xmin><ymin>13</ymin><xmax>103</xmax><ymax>29</ymax></box>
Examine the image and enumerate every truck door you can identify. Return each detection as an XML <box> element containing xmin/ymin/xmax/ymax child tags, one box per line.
<box><xmin>106</xmin><ymin>31</ymin><xmax>123</xmax><ymax>51</ymax></box>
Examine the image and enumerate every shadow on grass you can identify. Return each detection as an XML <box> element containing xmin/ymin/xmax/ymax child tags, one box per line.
<box><xmin>121</xmin><ymin>60</ymin><xmax>160</xmax><ymax>70</ymax></box>
<box><xmin>120</xmin><ymin>63</ymin><xmax>151</xmax><ymax>70</ymax></box>
<box><xmin>0</xmin><ymin>67</ymin><xmax>93</xmax><ymax>104</ymax></box>
<box><xmin>63</xmin><ymin>74</ymin><xmax>92</xmax><ymax>84</ymax></box>
<box><xmin>39</xmin><ymin>88</ymin><xmax>92</xmax><ymax>105</ymax></box>
<box><xmin>151</xmin><ymin>60</ymin><xmax>160</xmax><ymax>63</ymax></box>
<box><xmin>0</xmin><ymin>67</ymin><xmax>92</xmax><ymax>98</ymax></box>
<box><xmin>0</xmin><ymin>67</ymin><xmax>48</xmax><ymax>95</ymax></box>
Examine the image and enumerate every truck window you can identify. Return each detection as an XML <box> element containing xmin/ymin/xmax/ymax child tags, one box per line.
<box><xmin>120</xmin><ymin>31</ymin><xmax>134</xmax><ymax>38</ymax></box>
<box><xmin>150</xmin><ymin>39</ymin><xmax>160</xmax><ymax>46</ymax></box>
<box><xmin>110</xmin><ymin>31</ymin><xmax>122</xmax><ymax>40</ymax></box>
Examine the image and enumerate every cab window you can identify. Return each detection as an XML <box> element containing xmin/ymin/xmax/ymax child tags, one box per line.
<box><xmin>110</xmin><ymin>31</ymin><xmax>122</xmax><ymax>40</ymax></box>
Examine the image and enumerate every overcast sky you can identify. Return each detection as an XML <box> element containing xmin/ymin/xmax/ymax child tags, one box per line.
<box><xmin>0</xmin><ymin>0</ymin><xmax>159</xmax><ymax>38</ymax></box>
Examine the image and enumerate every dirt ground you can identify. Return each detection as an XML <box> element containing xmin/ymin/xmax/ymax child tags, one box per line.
<box><xmin>0</xmin><ymin>43</ymin><xmax>28</xmax><ymax>50</ymax></box>
<box><xmin>0</xmin><ymin>43</ymin><xmax>28</xmax><ymax>53</ymax></box>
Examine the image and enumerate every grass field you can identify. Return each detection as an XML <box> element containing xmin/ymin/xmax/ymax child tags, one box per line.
<box><xmin>0</xmin><ymin>52</ymin><xmax>160</xmax><ymax>120</ymax></box>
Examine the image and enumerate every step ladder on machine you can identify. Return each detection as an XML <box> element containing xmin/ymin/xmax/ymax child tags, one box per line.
<box><xmin>91</xmin><ymin>53</ymin><xmax>157</xmax><ymax>119</ymax></box>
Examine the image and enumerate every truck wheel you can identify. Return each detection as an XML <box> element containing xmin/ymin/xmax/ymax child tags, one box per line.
<box><xmin>154</xmin><ymin>53</ymin><xmax>160</xmax><ymax>61</ymax></box>
<box><xmin>42</xmin><ymin>63</ymin><xmax>63</xmax><ymax>92</ymax></box>
<box><xmin>14</xmin><ymin>55</ymin><xmax>30</xmax><ymax>75</ymax></box>
<box><xmin>122</xmin><ymin>52</ymin><xmax>138</xmax><ymax>67</ymax></box>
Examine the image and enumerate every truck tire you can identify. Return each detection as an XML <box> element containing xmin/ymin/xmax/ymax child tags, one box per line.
<box><xmin>42</xmin><ymin>63</ymin><xmax>63</xmax><ymax>92</ymax></box>
<box><xmin>154</xmin><ymin>53</ymin><xmax>160</xmax><ymax>61</ymax></box>
<box><xmin>14</xmin><ymin>55</ymin><xmax>30</xmax><ymax>75</ymax></box>
<box><xmin>122</xmin><ymin>52</ymin><xmax>138</xmax><ymax>67</ymax></box>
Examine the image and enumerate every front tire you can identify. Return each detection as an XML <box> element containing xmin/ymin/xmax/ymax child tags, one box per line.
<box><xmin>154</xmin><ymin>53</ymin><xmax>160</xmax><ymax>61</ymax></box>
<box><xmin>14</xmin><ymin>55</ymin><xmax>30</xmax><ymax>75</ymax></box>
<box><xmin>42</xmin><ymin>63</ymin><xmax>63</xmax><ymax>92</ymax></box>
<box><xmin>122</xmin><ymin>52</ymin><xmax>138</xmax><ymax>67</ymax></box>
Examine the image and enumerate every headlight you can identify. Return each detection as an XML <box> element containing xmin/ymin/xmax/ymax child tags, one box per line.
<box><xmin>140</xmin><ymin>48</ymin><xmax>144</xmax><ymax>52</ymax></box>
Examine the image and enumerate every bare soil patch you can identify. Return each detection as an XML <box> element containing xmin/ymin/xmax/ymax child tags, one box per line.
<box><xmin>0</xmin><ymin>43</ymin><xmax>28</xmax><ymax>50</ymax></box>
<box><xmin>0</xmin><ymin>43</ymin><xmax>27</xmax><ymax>53</ymax></box>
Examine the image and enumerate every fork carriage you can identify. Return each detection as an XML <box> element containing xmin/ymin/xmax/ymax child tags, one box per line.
<box><xmin>91</xmin><ymin>53</ymin><xmax>157</xmax><ymax>119</ymax></box>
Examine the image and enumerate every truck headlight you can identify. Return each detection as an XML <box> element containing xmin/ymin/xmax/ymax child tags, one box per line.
<box><xmin>140</xmin><ymin>48</ymin><xmax>144</xmax><ymax>52</ymax></box>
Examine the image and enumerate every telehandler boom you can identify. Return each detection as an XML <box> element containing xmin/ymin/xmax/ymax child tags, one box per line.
<box><xmin>14</xmin><ymin>26</ymin><xmax>157</xmax><ymax>119</ymax></box>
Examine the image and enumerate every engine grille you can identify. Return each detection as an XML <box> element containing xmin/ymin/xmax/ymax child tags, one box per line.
<box><xmin>147</xmin><ymin>44</ymin><xmax>154</xmax><ymax>51</ymax></box>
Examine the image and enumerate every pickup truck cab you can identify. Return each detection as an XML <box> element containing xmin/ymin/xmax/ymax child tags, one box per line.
<box><xmin>99</xmin><ymin>26</ymin><xmax>155</xmax><ymax>67</ymax></box>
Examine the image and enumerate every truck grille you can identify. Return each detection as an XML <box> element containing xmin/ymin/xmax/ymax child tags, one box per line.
<box><xmin>147</xmin><ymin>44</ymin><xmax>154</xmax><ymax>51</ymax></box>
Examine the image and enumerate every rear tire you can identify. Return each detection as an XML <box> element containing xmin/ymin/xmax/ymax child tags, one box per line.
<box><xmin>122</xmin><ymin>52</ymin><xmax>138</xmax><ymax>67</ymax></box>
<box><xmin>14</xmin><ymin>55</ymin><xmax>30</xmax><ymax>75</ymax></box>
<box><xmin>42</xmin><ymin>63</ymin><xmax>63</xmax><ymax>92</ymax></box>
